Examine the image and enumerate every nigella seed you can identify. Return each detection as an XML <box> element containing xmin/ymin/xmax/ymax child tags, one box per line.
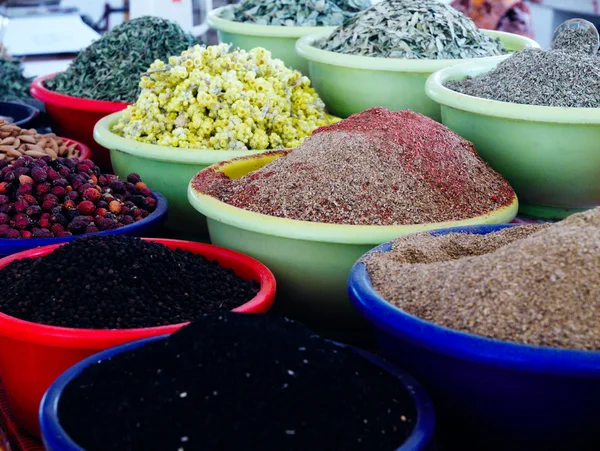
<box><xmin>0</xmin><ymin>236</ymin><xmax>260</xmax><ymax>329</ymax></box>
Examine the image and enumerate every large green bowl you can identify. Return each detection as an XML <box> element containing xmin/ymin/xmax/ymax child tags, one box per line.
<box><xmin>207</xmin><ymin>6</ymin><xmax>335</xmax><ymax>74</ymax></box>
<box><xmin>295</xmin><ymin>30</ymin><xmax>539</xmax><ymax>121</ymax></box>
<box><xmin>188</xmin><ymin>151</ymin><xmax>519</xmax><ymax>339</ymax></box>
<box><xmin>426</xmin><ymin>60</ymin><xmax>600</xmax><ymax>220</ymax></box>
<box><xmin>93</xmin><ymin>112</ymin><xmax>266</xmax><ymax>236</ymax></box>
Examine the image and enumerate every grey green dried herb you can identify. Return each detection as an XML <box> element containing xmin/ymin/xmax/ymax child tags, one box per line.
<box><xmin>220</xmin><ymin>0</ymin><xmax>371</xmax><ymax>27</ymax></box>
<box><xmin>45</xmin><ymin>16</ymin><xmax>200</xmax><ymax>103</ymax></box>
<box><xmin>446</xmin><ymin>47</ymin><xmax>600</xmax><ymax>108</ymax></box>
<box><xmin>316</xmin><ymin>0</ymin><xmax>506</xmax><ymax>59</ymax></box>
<box><xmin>0</xmin><ymin>56</ymin><xmax>34</xmax><ymax>101</ymax></box>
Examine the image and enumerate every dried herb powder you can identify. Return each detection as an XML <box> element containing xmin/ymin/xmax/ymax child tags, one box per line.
<box><xmin>58</xmin><ymin>313</ymin><xmax>417</xmax><ymax>451</ymax></box>
<box><xmin>112</xmin><ymin>44</ymin><xmax>337</xmax><ymax>150</ymax></box>
<box><xmin>316</xmin><ymin>0</ymin><xmax>506</xmax><ymax>58</ymax></box>
<box><xmin>0</xmin><ymin>56</ymin><xmax>33</xmax><ymax>101</ymax></box>
<box><xmin>367</xmin><ymin>209</ymin><xmax>600</xmax><ymax>350</ymax></box>
<box><xmin>45</xmin><ymin>17</ymin><xmax>199</xmax><ymax>103</ymax></box>
<box><xmin>0</xmin><ymin>236</ymin><xmax>260</xmax><ymax>328</ymax></box>
<box><xmin>446</xmin><ymin>47</ymin><xmax>600</xmax><ymax>108</ymax></box>
<box><xmin>193</xmin><ymin>107</ymin><xmax>515</xmax><ymax>225</ymax></box>
<box><xmin>220</xmin><ymin>0</ymin><xmax>371</xmax><ymax>27</ymax></box>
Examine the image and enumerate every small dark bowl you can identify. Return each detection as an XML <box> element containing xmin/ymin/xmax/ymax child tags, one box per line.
<box><xmin>0</xmin><ymin>101</ymin><xmax>39</xmax><ymax>128</ymax></box>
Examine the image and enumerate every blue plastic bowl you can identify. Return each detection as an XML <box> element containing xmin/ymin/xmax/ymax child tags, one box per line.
<box><xmin>0</xmin><ymin>101</ymin><xmax>39</xmax><ymax>128</ymax></box>
<box><xmin>349</xmin><ymin>224</ymin><xmax>600</xmax><ymax>451</ymax></box>
<box><xmin>40</xmin><ymin>334</ymin><xmax>435</xmax><ymax>451</ymax></box>
<box><xmin>0</xmin><ymin>190</ymin><xmax>168</xmax><ymax>257</ymax></box>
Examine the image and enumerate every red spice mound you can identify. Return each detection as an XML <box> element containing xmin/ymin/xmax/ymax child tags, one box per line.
<box><xmin>192</xmin><ymin>108</ymin><xmax>515</xmax><ymax>226</ymax></box>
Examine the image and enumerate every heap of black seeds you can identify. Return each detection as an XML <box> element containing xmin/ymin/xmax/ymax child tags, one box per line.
<box><xmin>59</xmin><ymin>313</ymin><xmax>417</xmax><ymax>451</ymax></box>
<box><xmin>0</xmin><ymin>236</ymin><xmax>260</xmax><ymax>328</ymax></box>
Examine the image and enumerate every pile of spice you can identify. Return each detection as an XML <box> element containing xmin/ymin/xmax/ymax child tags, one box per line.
<box><xmin>0</xmin><ymin>237</ymin><xmax>260</xmax><ymax>328</ymax></box>
<box><xmin>112</xmin><ymin>44</ymin><xmax>337</xmax><ymax>150</ymax></box>
<box><xmin>193</xmin><ymin>107</ymin><xmax>515</xmax><ymax>226</ymax></box>
<box><xmin>219</xmin><ymin>0</ymin><xmax>371</xmax><ymax>27</ymax></box>
<box><xmin>446</xmin><ymin>21</ymin><xmax>600</xmax><ymax>108</ymax></box>
<box><xmin>45</xmin><ymin>17</ymin><xmax>199</xmax><ymax>103</ymax></box>
<box><xmin>316</xmin><ymin>0</ymin><xmax>506</xmax><ymax>59</ymax></box>
<box><xmin>0</xmin><ymin>56</ymin><xmax>33</xmax><ymax>101</ymax></box>
<box><xmin>0</xmin><ymin>119</ymin><xmax>80</xmax><ymax>162</ymax></box>
<box><xmin>0</xmin><ymin>156</ymin><xmax>156</xmax><ymax>239</ymax></box>
<box><xmin>551</xmin><ymin>19</ymin><xmax>599</xmax><ymax>55</ymax></box>
<box><xmin>58</xmin><ymin>313</ymin><xmax>416</xmax><ymax>450</ymax></box>
<box><xmin>366</xmin><ymin>209</ymin><xmax>600</xmax><ymax>350</ymax></box>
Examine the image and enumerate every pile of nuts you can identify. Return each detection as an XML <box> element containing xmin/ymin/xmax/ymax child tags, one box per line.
<box><xmin>0</xmin><ymin>156</ymin><xmax>157</xmax><ymax>239</ymax></box>
<box><xmin>0</xmin><ymin>119</ymin><xmax>81</xmax><ymax>162</ymax></box>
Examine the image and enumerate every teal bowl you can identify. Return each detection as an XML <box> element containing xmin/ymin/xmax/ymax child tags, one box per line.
<box><xmin>93</xmin><ymin>112</ymin><xmax>266</xmax><ymax>236</ymax></box>
<box><xmin>295</xmin><ymin>30</ymin><xmax>539</xmax><ymax>121</ymax></box>
<box><xmin>426</xmin><ymin>60</ymin><xmax>600</xmax><ymax>219</ymax></box>
<box><xmin>208</xmin><ymin>7</ymin><xmax>335</xmax><ymax>74</ymax></box>
<box><xmin>187</xmin><ymin>151</ymin><xmax>519</xmax><ymax>340</ymax></box>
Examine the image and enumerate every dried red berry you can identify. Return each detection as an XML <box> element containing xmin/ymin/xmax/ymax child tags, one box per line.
<box><xmin>16</xmin><ymin>184</ymin><xmax>32</xmax><ymax>196</ymax></box>
<box><xmin>0</xmin><ymin>213</ymin><xmax>8</xmax><ymax>225</ymax></box>
<box><xmin>0</xmin><ymin>182</ymin><xmax>8</xmax><ymax>194</ymax></box>
<box><xmin>77</xmin><ymin>201</ymin><xmax>96</xmax><ymax>215</ymax></box>
<box><xmin>50</xmin><ymin>223</ymin><xmax>65</xmax><ymax>235</ymax></box>
<box><xmin>135</xmin><ymin>182</ymin><xmax>147</xmax><ymax>190</ymax></box>
<box><xmin>121</xmin><ymin>215</ymin><xmax>134</xmax><ymax>225</ymax></box>
<box><xmin>108</xmin><ymin>200</ymin><xmax>122</xmax><ymax>215</ymax></box>
<box><xmin>5</xmin><ymin>228</ymin><xmax>20</xmax><ymax>238</ymax></box>
<box><xmin>47</xmin><ymin>169</ymin><xmax>60</xmax><ymax>181</ymax></box>
<box><xmin>20</xmin><ymin>230</ymin><xmax>32</xmax><ymax>239</ymax></box>
<box><xmin>14</xmin><ymin>199</ymin><xmax>29</xmax><ymax>213</ymax></box>
<box><xmin>36</xmin><ymin>183</ymin><xmax>51</xmax><ymax>195</ymax></box>
<box><xmin>31</xmin><ymin>166</ymin><xmax>48</xmax><ymax>183</ymax></box>
<box><xmin>32</xmin><ymin>228</ymin><xmax>52</xmax><ymax>238</ymax></box>
<box><xmin>23</xmin><ymin>194</ymin><xmax>37</xmax><ymax>205</ymax></box>
<box><xmin>83</xmin><ymin>188</ymin><xmax>101</xmax><ymax>202</ymax></box>
<box><xmin>14</xmin><ymin>217</ymin><xmax>30</xmax><ymax>230</ymax></box>
<box><xmin>42</xmin><ymin>198</ymin><xmax>59</xmax><ymax>212</ymax></box>
<box><xmin>51</xmin><ymin>186</ymin><xmax>67</xmax><ymax>197</ymax></box>
<box><xmin>18</xmin><ymin>175</ymin><xmax>34</xmax><ymax>185</ymax></box>
<box><xmin>63</xmin><ymin>200</ymin><xmax>76</xmax><ymax>210</ymax></box>
<box><xmin>85</xmin><ymin>225</ymin><xmax>99</xmax><ymax>234</ymax></box>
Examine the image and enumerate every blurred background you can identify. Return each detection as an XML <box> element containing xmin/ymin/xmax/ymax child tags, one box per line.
<box><xmin>1</xmin><ymin>0</ymin><xmax>599</xmax><ymax>78</ymax></box>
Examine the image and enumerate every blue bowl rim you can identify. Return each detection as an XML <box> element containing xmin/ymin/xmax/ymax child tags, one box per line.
<box><xmin>0</xmin><ymin>100</ymin><xmax>39</xmax><ymax>127</ymax></box>
<box><xmin>0</xmin><ymin>190</ymin><xmax>168</xmax><ymax>253</ymax></box>
<box><xmin>40</xmin><ymin>335</ymin><xmax>435</xmax><ymax>451</ymax></box>
<box><xmin>348</xmin><ymin>223</ymin><xmax>600</xmax><ymax>377</ymax></box>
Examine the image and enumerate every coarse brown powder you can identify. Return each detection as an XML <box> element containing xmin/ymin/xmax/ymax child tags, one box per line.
<box><xmin>192</xmin><ymin>108</ymin><xmax>515</xmax><ymax>226</ymax></box>
<box><xmin>366</xmin><ymin>209</ymin><xmax>600</xmax><ymax>350</ymax></box>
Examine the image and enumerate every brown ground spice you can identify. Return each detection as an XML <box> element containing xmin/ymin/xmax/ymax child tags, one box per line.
<box><xmin>192</xmin><ymin>108</ymin><xmax>515</xmax><ymax>226</ymax></box>
<box><xmin>366</xmin><ymin>209</ymin><xmax>600</xmax><ymax>350</ymax></box>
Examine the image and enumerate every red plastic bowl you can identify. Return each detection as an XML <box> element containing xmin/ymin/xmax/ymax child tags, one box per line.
<box><xmin>0</xmin><ymin>238</ymin><xmax>276</xmax><ymax>437</ymax></box>
<box><xmin>30</xmin><ymin>74</ymin><xmax>129</xmax><ymax>173</ymax></box>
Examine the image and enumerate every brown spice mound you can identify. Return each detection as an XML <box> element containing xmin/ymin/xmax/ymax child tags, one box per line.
<box><xmin>366</xmin><ymin>209</ymin><xmax>600</xmax><ymax>350</ymax></box>
<box><xmin>193</xmin><ymin>108</ymin><xmax>515</xmax><ymax>226</ymax></box>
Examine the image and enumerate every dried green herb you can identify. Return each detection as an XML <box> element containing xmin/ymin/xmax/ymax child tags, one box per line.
<box><xmin>317</xmin><ymin>0</ymin><xmax>507</xmax><ymax>59</ymax></box>
<box><xmin>45</xmin><ymin>16</ymin><xmax>200</xmax><ymax>103</ymax></box>
<box><xmin>0</xmin><ymin>56</ymin><xmax>34</xmax><ymax>101</ymax></box>
<box><xmin>220</xmin><ymin>0</ymin><xmax>371</xmax><ymax>27</ymax></box>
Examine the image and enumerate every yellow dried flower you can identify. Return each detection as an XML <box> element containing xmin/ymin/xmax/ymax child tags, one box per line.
<box><xmin>112</xmin><ymin>44</ymin><xmax>339</xmax><ymax>150</ymax></box>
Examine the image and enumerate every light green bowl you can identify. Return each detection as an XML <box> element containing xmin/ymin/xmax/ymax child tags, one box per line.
<box><xmin>295</xmin><ymin>30</ymin><xmax>539</xmax><ymax>121</ymax></box>
<box><xmin>207</xmin><ymin>6</ymin><xmax>336</xmax><ymax>74</ymax></box>
<box><xmin>93</xmin><ymin>112</ymin><xmax>266</xmax><ymax>235</ymax></box>
<box><xmin>188</xmin><ymin>151</ymin><xmax>519</xmax><ymax>337</ymax></box>
<box><xmin>426</xmin><ymin>59</ymin><xmax>600</xmax><ymax>219</ymax></box>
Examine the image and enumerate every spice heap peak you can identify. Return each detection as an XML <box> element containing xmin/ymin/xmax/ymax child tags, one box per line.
<box><xmin>112</xmin><ymin>44</ymin><xmax>337</xmax><ymax>150</ymax></box>
<box><xmin>193</xmin><ymin>107</ymin><xmax>515</xmax><ymax>225</ymax></box>
<box><xmin>317</xmin><ymin>0</ymin><xmax>506</xmax><ymax>59</ymax></box>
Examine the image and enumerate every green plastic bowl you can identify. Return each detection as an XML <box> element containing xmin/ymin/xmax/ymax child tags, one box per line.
<box><xmin>188</xmin><ymin>151</ymin><xmax>519</xmax><ymax>338</ymax></box>
<box><xmin>93</xmin><ymin>112</ymin><xmax>266</xmax><ymax>236</ymax></box>
<box><xmin>425</xmin><ymin>60</ymin><xmax>600</xmax><ymax>219</ymax></box>
<box><xmin>207</xmin><ymin>6</ymin><xmax>335</xmax><ymax>74</ymax></box>
<box><xmin>295</xmin><ymin>30</ymin><xmax>539</xmax><ymax>121</ymax></box>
